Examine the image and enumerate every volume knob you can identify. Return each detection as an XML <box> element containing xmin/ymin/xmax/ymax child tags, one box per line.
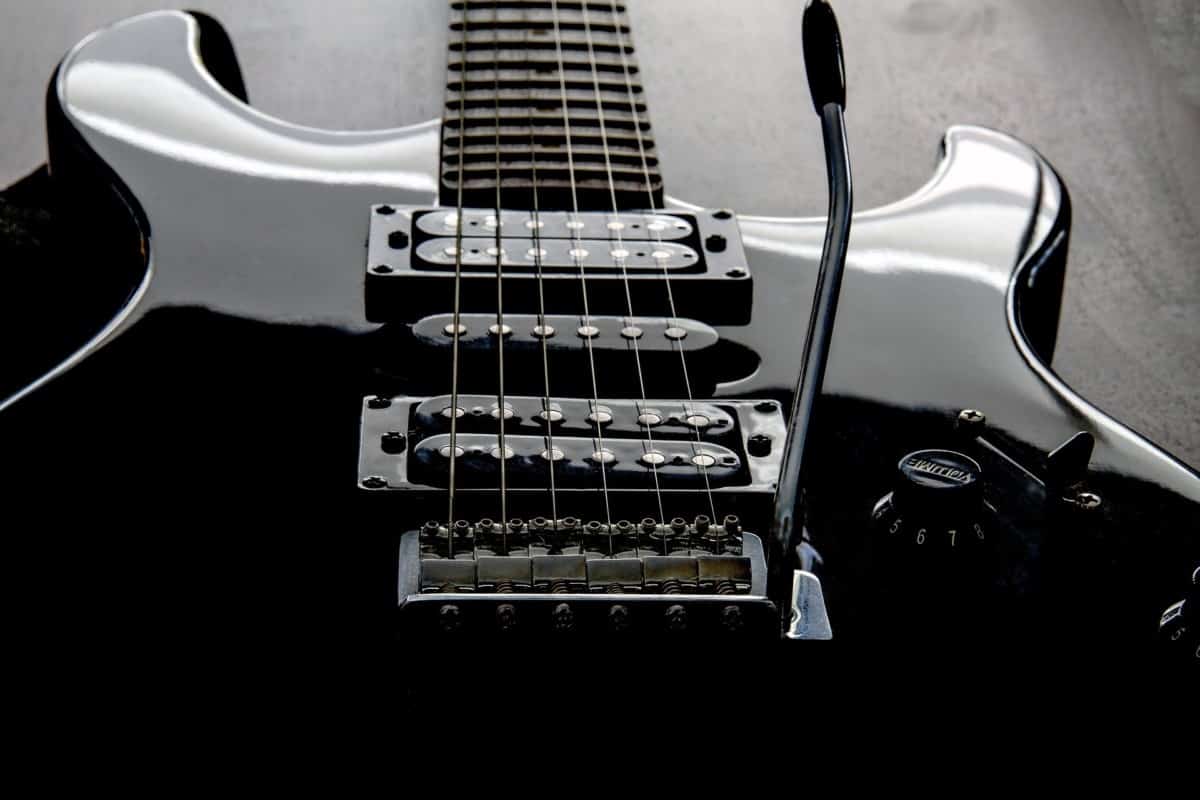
<box><xmin>873</xmin><ymin>449</ymin><xmax>988</xmax><ymax>550</ymax></box>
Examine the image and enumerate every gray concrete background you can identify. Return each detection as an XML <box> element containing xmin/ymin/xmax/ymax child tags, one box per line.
<box><xmin>1</xmin><ymin>0</ymin><xmax>1197</xmax><ymax>466</ymax></box>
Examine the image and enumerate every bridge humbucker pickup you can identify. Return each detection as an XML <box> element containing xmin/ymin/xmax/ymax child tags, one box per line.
<box><xmin>359</xmin><ymin>394</ymin><xmax>786</xmax><ymax>504</ymax></box>
<box><xmin>365</xmin><ymin>206</ymin><xmax>752</xmax><ymax>324</ymax></box>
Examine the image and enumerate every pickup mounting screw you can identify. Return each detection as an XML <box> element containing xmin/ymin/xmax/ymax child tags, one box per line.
<box><xmin>361</xmin><ymin>476</ymin><xmax>387</xmax><ymax>489</ymax></box>
<box><xmin>664</xmin><ymin>604</ymin><xmax>688</xmax><ymax>633</ymax></box>
<box><xmin>713</xmin><ymin>209</ymin><xmax>733</xmax><ymax>220</ymax></box>
<box><xmin>957</xmin><ymin>408</ymin><xmax>986</xmax><ymax>428</ymax></box>
<box><xmin>381</xmin><ymin>432</ymin><xmax>406</xmax><ymax>454</ymax></box>
<box><xmin>367</xmin><ymin>395</ymin><xmax>391</xmax><ymax>409</ymax></box>
<box><xmin>726</xmin><ymin>267</ymin><xmax>748</xmax><ymax>278</ymax></box>
<box><xmin>375</xmin><ymin>205</ymin><xmax>396</xmax><ymax>215</ymax></box>
<box><xmin>371</xmin><ymin>264</ymin><xmax>393</xmax><ymax>274</ymax></box>
<box><xmin>552</xmin><ymin>603</ymin><xmax>575</xmax><ymax>633</ymax></box>
<box><xmin>439</xmin><ymin>604</ymin><xmax>462</xmax><ymax>633</ymax></box>
<box><xmin>495</xmin><ymin>604</ymin><xmax>517</xmax><ymax>632</ymax></box>
<box><xmin>721</xmin><ymin>604</ymin><xmax>744</xmax><ymax>632</ymax></box>
<box><xmin>608</xmin><ymin>604</ymin><xmax>631</xmax><ymax>633</ymax></box>
<box><xmin>754</xmin><ymin>400</ymin><xmax>777</xmax><ymax>412</ymax></box>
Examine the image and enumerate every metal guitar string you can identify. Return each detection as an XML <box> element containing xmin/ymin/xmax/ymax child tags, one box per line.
<box><xmin>519</xmin><ymin>0</ymin><xmax>561</xmax><ymax>538</ymax></box>
<box><xmin>445</xmin><ymin>0</ymin><xmax>472</xmax><ymax>546</ymax></box>
<box><xmin>550</xmin><ymin>0</ymin><xmax>614</xmax><ymax>537</ymax></box>
<box><xmin>580</xmin><ymin>0</ymin><xmax>667</xmax><ymax>547</ymax></box>
<box><xmin>489</xmin><ymin>0</ymin><xmax>510</xmax><ymax>547</ymax></box>
<box><xmin>607</xmin><ymin>0</ymin><xmax>719</xmax><ymax>529</ymax></box>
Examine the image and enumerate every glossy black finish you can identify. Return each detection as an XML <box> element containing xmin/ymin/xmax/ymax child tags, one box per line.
<box><xmin>2</xmin><ymin>10</ymin><xmax>1198</xmax><ymax>677</ymax></box>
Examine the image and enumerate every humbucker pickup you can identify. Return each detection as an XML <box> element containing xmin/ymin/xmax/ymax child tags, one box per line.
<box><xmin>364</xmin><ymin>207</ymin><xmax>752</xmax><ymax>324</ymax></box>
<box><xmin>358</xmin><ymin>394</ymin><xmax>785</xmax><ymax>518</ymax></box>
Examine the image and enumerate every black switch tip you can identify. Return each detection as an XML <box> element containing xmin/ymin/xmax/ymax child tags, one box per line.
<box><xmin>802</xmin><ymin>0</ymin><xmax>847</xmax><ymax>114</ymax></box>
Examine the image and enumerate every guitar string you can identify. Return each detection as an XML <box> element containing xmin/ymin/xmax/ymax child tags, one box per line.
<box><xmin>490</xmin><ymin>0</ymin><xmax>510</xmax><ymax>547</ymax></box>
<box><xmin>518</xmin><ymin>0</ymin><xmax>562</xmax><ymax>541</ymax></box>
<box><xmin>550</xmin><ymin>0</ymin><xmax>614</xmax><ymax>539</ymax></box>
<box><xmin>607</xmin><ymin>0</ymin><xmax>719</xmax><ymax>531</ymax></box>
<box><xmin>580</xmin><ymin>0</ymin><xmax>667</xmax><ymax>547</ymax></box>
<box><xmin>446</xmin><ymin>0</ymin><xmax>472</xmax><ymax>549</ymax></box>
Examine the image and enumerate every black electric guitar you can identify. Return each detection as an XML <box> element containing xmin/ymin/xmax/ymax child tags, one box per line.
<box><xmin>3</xmin><ymin>0</ymin><xmax>1197</xmax><ymax>676</ymax></box>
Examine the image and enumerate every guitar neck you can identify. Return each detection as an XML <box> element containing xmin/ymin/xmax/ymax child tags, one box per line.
<box><xmin>440</xmin><ymin>0</ymin><xmax>665</xmax><ymax>212</ymax></box>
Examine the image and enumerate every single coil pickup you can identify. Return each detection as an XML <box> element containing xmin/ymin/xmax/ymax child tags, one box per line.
<box><xmin>409</xmin><ymin>434</ymin><xmax>743</xmax><ymax>489</ymax></box>
<box><xmin>417</xmin><ymin>514</ymin><xmax>746</xmax><ymax>560</ymax></box>
<box><xmin>412</xmin><ymin>208</ymin><xmax>691</xmax><ymax>240</ymax></box>
<box><xmin>388</xmin><ymin>321</ymin><xmax>757</xmax><ymax>397</ymax></box>
<box><xmin>412</xmin><ymin>394</ymin><xmax>736</xmax><ymax>443</ymax></box>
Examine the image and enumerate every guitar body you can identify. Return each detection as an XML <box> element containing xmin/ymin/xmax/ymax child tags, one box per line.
<box><xmin>4</xmin><ymin>9</ymin><xmax>1197</xmax><ymax>692</ymax></box>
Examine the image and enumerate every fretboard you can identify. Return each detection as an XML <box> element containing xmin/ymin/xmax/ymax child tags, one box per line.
<box><xmin>440</xmin><ymin>0</ymin><xmax>665</xmax><ymax>212</ymax></box>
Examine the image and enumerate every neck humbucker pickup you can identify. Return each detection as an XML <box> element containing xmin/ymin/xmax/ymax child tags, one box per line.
<box><xmin>364</xmin><ymin>206</ymin><xmax>752</xmax><ymax>324</ymax></box>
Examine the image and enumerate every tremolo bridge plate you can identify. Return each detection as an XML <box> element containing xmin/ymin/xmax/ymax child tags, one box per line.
<box><xmin>364</xmin><ymin>207</ymin><xmax>752</xmax><ymax>324</ymax></box>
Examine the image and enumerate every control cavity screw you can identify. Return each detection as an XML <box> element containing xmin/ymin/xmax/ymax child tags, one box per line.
<box><xmin>381</xmin><ymin>431</ymin><xmax>406</xmax><ymax>454</ymax></box>
<box><xmin>361</xmin><ymin>476</ymin><xmax>388</xmax><ymax>489</ymax></box>
<box><xmin>552</xmin><ymin>602</ymin><xmax>575</xmax><ymax>633</ymax></box>
<box><xmin>608</xmin><ymin>604</ymin><xmax>631</xmax><ymax>633</ymax></box>
<box><xmin>957</xmin><ymin>408</ymin><xmax>986</xmax><ymax>428</ymax></box>
<box><xmin>439</xmin><ymin>604</ymin><xmax>462</xmax><ymax>633</ymax></box>
<box><xmin>664</xmin><ymin>604</ymin><xmax>688</xmax><ymax>633</ymax></box>
<box><xmin>720</xmin><ymin>604</ymin><xmax>744</xmax><ymax>632</ymax></box>
<box><xmin>367</xmin><ymin>395</ymin><xmax>392</xmax><ymax>409</ymax></box>
<box><xmin>1073</xmin><ymin>491</ymin><xmax>1102</xmax><ymax>511</ymax></box>
<box><xmin>495</xmin><ymin>603</ymin><xmax>517</xmax><ymax>632</ymax></box>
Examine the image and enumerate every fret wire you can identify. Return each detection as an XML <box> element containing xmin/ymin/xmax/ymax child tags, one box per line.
<box><xmin>580</xmin><ymin>0</ymin><xmax>666</xmax><ymax>544</ymax></box>
<box><xmin>550</xmin><ymin>0</ymin><xmax>614</xmax><ymax>536</ymax></box>
<box><xmin>608</xmin><ymin>0</ymin><xmax>719</xmax><ymax>528</ymax></box>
